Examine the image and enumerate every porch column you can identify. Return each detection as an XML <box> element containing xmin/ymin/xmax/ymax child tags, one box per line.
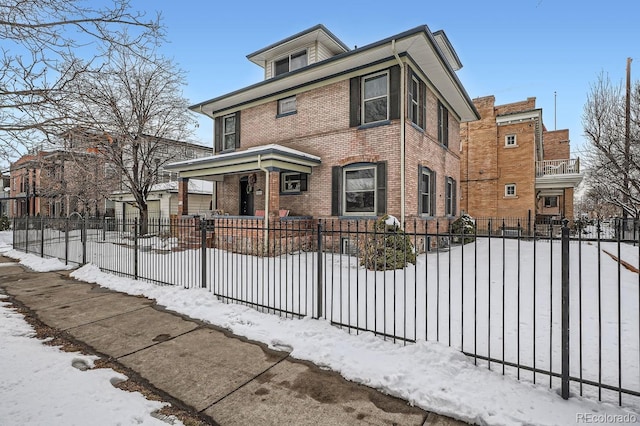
<box><xmin>267</xmin><ymin>172</ymin><xmax>280</xmax><ymax>216</ymax></box>
<box><xmin>178</xmin><ymin>177</ymin><xmax>189</xmax><ymax>215</ymax></box>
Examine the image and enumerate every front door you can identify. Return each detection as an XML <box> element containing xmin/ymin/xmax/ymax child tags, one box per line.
<box><xmin>239</xmin><ymin>177</ymin><xmax>254</xmax><ymax>216</ymax></box>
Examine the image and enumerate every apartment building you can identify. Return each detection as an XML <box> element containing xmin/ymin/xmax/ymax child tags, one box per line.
<box><xmin>460</xmin><ymin>96</ymin><xmax>582</xmax><ymax>227</ymax></box>
<box><xmin>168</xmin><ymin>24</ymin><xmax>479</xmax><ymax>229</ymax></box>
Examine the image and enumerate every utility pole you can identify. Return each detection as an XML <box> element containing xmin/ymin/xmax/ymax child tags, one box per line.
<box><xmin>554</xmin><ymin>91</ymin><xmax>557</xmax><ymax>131</ymax></box>
<box><xmin>623</xmin><ymin>57</ymin><xmax>632</xmax><ymax>219</ymax></box>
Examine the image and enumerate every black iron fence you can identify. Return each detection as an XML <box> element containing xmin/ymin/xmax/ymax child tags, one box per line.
<box><xmin>10</xmin><ymin>215</ymin><xmax>640</xmax><ymax>411</ymax></box>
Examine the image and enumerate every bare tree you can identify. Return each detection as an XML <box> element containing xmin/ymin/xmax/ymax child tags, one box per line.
<box><xmin>0</xmin><ymin>0</ymin><xmax>161</xmax><ymax>162</ymax></box>
<box><xmin>582</xmin><ymin>72</ymin><xmax>640</xmax><ymax>218</ymax></box>
<box><xmin>64</xmin><ymin>43</ymin><xmax>196</xmax><ymax>233</ymax></box>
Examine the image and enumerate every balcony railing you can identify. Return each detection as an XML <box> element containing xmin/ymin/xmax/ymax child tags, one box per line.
<box><xmin>536</xmin><ymin>158</ymin><xmax>580</xmax><ymax>177</ymax></box>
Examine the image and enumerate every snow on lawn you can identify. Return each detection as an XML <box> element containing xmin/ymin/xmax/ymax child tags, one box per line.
<box><xmin>69</xmin><ymin>263</ymin><xmax>639</xmax><ymax>426</ymax></box>
<box><xmin>0</xmin><ymin>295</ymin><xmax>180</xmax><ymax>426</ymax></box>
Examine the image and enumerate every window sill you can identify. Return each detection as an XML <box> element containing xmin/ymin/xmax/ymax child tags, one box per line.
<box><xmin>410</xmin><ymin>122</ymin><xmax>424</xmax><ymax>133</ymax></box>
<box><xmin>276</xmin><ymin>111</ymin><xmax>297</xmax><ymax>118</ymax></box>
<box><xmin>503</xmin><ymin>195</ymin><xmax>519</xmax><ymax>199</ymax></box>
<box><xmin>280</xmin><ymin>191</ymin><xmax>301</xmax><ymax>195</ymax></box>
<box><xmin>504</xmin><ymin>144</ymin><xmax>519</xmax><ymax>148</ymax></box>
<box><xmin>357</xmin><ymin>120</ymin><xmax>391</xmax><ymax>130</ymax></box>
<box><xmin>338</xmin><ymin>214</ymin><xmax>377</xmax><ymax>220</ymax></box>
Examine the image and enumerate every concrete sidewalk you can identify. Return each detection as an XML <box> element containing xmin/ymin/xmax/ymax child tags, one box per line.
<box><xmin>0</xmin><ymin>255</ymin><xmax>466</xmax><ymax>426</ymax></box>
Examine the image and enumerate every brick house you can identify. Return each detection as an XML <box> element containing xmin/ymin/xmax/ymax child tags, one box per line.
<box><xmin>168</xmin><ymin>24</ymin><xmax>479</xmax><ymax>231</ymax></box>
<box><xmin>459</xmin><ymin>96</ymin><xmax>582</xmax><ymax>230</ymax></box>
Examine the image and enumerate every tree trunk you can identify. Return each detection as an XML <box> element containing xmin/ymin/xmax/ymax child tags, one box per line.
<box><xmin>139</xmin><ymin>203</ymin><xmax>149</xmax><ymax>236</ymax></box>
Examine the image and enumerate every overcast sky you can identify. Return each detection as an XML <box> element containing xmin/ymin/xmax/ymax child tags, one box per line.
<box><xmin>144</xmin><ymin>0</ymin><xmax>638</xmax><ymax>158</ymax></box>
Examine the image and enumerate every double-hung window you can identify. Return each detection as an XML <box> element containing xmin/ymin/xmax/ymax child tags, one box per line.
<box><xmin>505</xmin><ymin>134</ymin><xmax>517</xmax><ymax>147</ymax></box>
<box><xmin>343</xmin><ymin>165</ymin><xmax>376</xmax><ymax>215</ymax></box>
<box><xmin>222</xmin><ymin>114</ymin><xmax>236</xmax><ymax>151</ymax></box>
<box><xmin>274</xmin><ymin>50</ymin><xmax>308</xmax><ymax>76</ymax></box>
<box><xmin>419</xmin><ymin>166</ymin><xmax>435</xmax><ymax>216</ymax></box>
<box><xmin>409</xmin><ymin>76</ymin><xmax>419</xmax><ymax>126</ymax></box>
<box><xmin>362</xmin><ymin>72</ymin><xmax>388</xmax><ymax>124</ymax></box>
<box><xmin>445</xmin><ymin>177</ymin><xmax>457</xmax><ymax>216</ymax></box>
<box><xmin>438</xmin><ymin>101</ymin><xmax>449</xmax><ymax>147</ymax></box>
<box><xmin>544</xmin><ymin>196</ymin><xmax>557</xmax><ymax>207</ymax></box>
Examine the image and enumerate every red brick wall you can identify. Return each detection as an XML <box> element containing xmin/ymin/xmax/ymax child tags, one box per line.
<box><xmin>216</xmin><ymin>63</ymin><xmax>461</xmax><ymax>222</ymax></box>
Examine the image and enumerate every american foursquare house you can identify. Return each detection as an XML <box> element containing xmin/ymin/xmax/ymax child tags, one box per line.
<box><xmin>167</xmin><ymin>24</ymin><xmax>480</xmax><ymax>252</ymax></box>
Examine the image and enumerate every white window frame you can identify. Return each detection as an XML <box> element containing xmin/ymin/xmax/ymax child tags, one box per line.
<box><xmin>420</xmin><ymin>167</ymin><xmax>432</xmax><ymax>216</ymax></box>
<box><xmin>281</xmin><ymin>172</ymin><xmax>301</xmax><ymax>193</ymax></box>
<box><xmin>505</xmin><ymin>183</ymin><xmax>517</xmax><ymax>197</ymax></box>
<box><xmin>438</xmin><ymin>101</ymin><xmax>449</xmax><ymax>147</ymax></box>
<box><xmin>361</xmin><ymin>71</ymin><xmax>389</xmax><ymax>125</ymax></box>
<box><xmin>222</xmin><ymin>113</ymin><xmax>236</xmax><ymax>151</ymax></box>
<box><xmin>544</xmin><ymin>196</ymin><xmax>558</xmax><ymax>207</ymax></box>
<box><xmin>274</xmin><ymin>49</ymin><xmax>308</xmax><ymax>76</ymax></box>
<box><xmin>409</xmin><ymin>75</ymin><xmax>420</xmax><ymax>126</ymax></box>
<box><xmin>278</xmin><ymin>96</ymin><xmax>297</xmax><ymax>115</ymax></box>
<box><xmin>343</xmin><ymin>165</ymin><xmax>377</xmax><ymax>216</ymax></box>
<box><xmin>445</xmin><ymin>177</ymin><xmax>455</xmax><ymax>216</ymax></box>
<box><xmin>505</xmin><ymin>134</ymin><xmax>517</xmax><ymax>147</ymax></box>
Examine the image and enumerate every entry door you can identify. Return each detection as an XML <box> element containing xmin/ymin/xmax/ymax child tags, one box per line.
<box><xmin>239</xmin><ymin>177</ymin><xmax>254</xmax><ymax>215</ymax></box>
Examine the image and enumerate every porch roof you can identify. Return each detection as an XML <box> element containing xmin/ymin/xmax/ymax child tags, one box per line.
<box><xmin>165</xmin><ymin>144</ymin><xmax>321</xmax><ymax>180</ymax></box>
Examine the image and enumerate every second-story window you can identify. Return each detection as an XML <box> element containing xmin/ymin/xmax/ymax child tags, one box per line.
<box><xmin>438</xmin><ymin>100</ymin><xmax>449</xmax><ymax>147</ymax></box>
<box><xmin>505</xmin><ymin>134</ymin><xmax>517</xmax><ymax>147</ymax></box>
<box><xmin>274</xmin><ymin>50</ymin><xmax>308</xmax><ymax>77</ymax></box>
<box><xmin>223</xmin><ymin>114</ymin><xmax>236</xmax><ymax>151</ymax></box>
<box><xmin>362</xmin><ymin>71</ymin><xmax>388</xmax><ymax>124</ymax></box>
<box><xmin>278</xmin><ymin>96</ymin><xmax>297</xmax><ymax>115</ymax></box>
<box><xmin>409</xmin><ymin>76</ymin><xmax>419</xmax><ymax>126</ymax></box>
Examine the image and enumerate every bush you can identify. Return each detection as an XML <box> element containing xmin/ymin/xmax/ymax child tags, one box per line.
<box><xmin>361</xmin><ymin>215</ymin><xmax>416</xmax><ymax>271</ymax></box>
<box><xmin>450</xmin><ymin>214</ymin><xmax>476</xmax><ymax>244</ymax></box>
<box><xmin>0</xmin><ymin>215</ymin><xmax>10</xmax><ymax>231</ymax></box>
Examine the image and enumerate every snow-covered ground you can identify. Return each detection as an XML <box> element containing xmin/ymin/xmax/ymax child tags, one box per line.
<box><xmin>0</xmin><ymin>234</ymin><xmax>181</xmax><ymax>425</ymax></box>
<box><xmin>1</xmin><ymin>230</ymin><xmax>639</xmax><ymax>425</ymax></box>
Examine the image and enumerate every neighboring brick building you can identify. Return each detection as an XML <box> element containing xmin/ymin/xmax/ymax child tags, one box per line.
<box><xmin>7</xmin><ymin>130</ymin><xmax>211</xmax><ymax>218</ymax></box>
<box><xmin>168</xmin><ymin>24</ymin><xmax>479</xmax><ymax>228</ymax></box>
<box><xmin>460</xmin><ymin>95</ymin><xmax>582</xmax><ymax>228</ymax></box>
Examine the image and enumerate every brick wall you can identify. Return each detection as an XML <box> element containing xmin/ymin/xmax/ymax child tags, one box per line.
<box><xmin>542</xmin><ymin>129</ymin><xmax>570</xmax><ymax>160</ymax></box>
<box><xmin>219</xmin><ymin>63</ymin><xmax>462</xmax><ymax>223</ymax></box>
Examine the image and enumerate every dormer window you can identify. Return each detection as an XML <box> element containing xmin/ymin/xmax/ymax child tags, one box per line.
<box><xmin>274</xmin><ymin>50</ymin><xmax>308</xmax><ymax>76</ymax></box>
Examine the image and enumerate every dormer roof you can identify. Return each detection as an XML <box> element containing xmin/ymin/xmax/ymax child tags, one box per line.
<box><xmin>246</xmin><ymin>24</ymin><xmax>350</xmax><ymax>68</ymax></box>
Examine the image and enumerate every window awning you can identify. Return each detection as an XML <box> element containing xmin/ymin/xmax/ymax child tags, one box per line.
<box><xmin>165</xmin><ymin>144</ymin><xmax>321</xmax><ymax>180</ymax></box>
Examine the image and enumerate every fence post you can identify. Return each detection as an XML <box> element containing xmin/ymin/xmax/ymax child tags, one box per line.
<box><xmin>201</xmin><ymin>218</ymin><xmax>208</xmax><ymax>289</ymax></box>
<box><xmin>134</xmin><ymin>217</ymin><xmax>139</xmax><ymax>280</ymax></box>
<box><xmin>316</xmin><ymin>221</ymin><xmax>323</xmax><ymax>319</ymax></box>
<box><xmin>561</xmin><ymin>218</ymin><xmax>570</xmax><ymax>399</ymax></box>
<box><xmin>25</xmin><ymin>215</ymin><xmax>29</xmax><ymax>253</ymax></box>
<box><xmin>102</xmin><ymin>217</ymin><xmax>106</xmax><ymax>242</ymax></box>
<box><xmin>82</xmin><ymin>215</ymin><xmax>87</xmax><ymax>264</ymax></box>
<box><xmin>12</xmin><ymin>217</ymin><xmax>15</xmax><ymax>250</ymax></box>
<box><xmin>64</xmin><ymin>217</ymin><xmax>69</xmax><ymax>265</ymax></box>
<box><xmin>40</xmin><ymin>216</ymin><xmax>44</xmax><ymax>257</ymax></box>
